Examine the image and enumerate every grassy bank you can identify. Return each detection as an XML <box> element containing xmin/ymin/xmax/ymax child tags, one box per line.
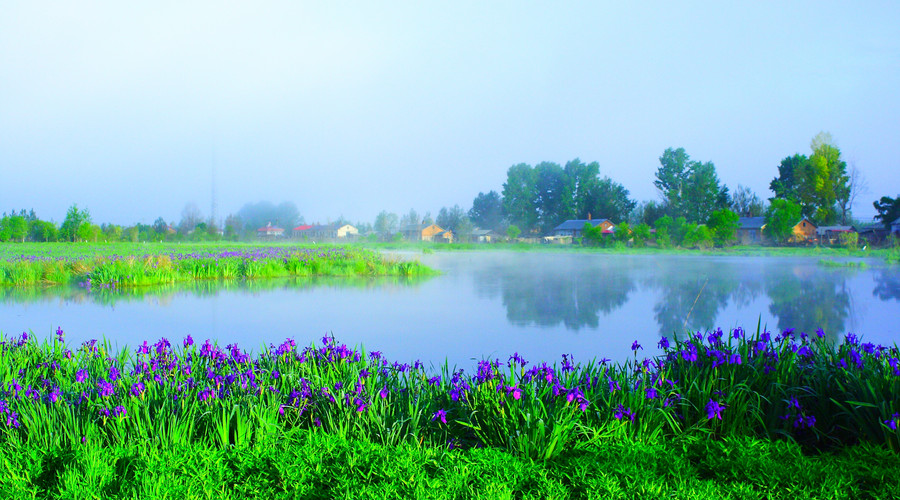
<box><xmin>0</xmin><ymin>245</ymin><xmax>434</xmax><ymax>286</ymax></box>
<box><xmin>0</xmin><ymin>327</ymin><xmax>898</xmax><ymax>498</ymax></box>
<box><xmin>2</xmin><ymin>433</ymin><xmax>897</xmax><ymax>499</ymax></box>
<box><xmin>0</xmin><ymin>327</ymin><xmax>897</xmax><ymax>454</ymax></box>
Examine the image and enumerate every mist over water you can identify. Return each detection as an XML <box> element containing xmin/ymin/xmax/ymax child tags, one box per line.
<box><xmin>2</xmin><ymin>252</ymin><xmax>897</xmax><ymax>368</ymax></box>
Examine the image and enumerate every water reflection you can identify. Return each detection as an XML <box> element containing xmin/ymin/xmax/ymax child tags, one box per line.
<box><xmin>648</xmin><ymin>270</ymin><xmax>759</xmax><ymax>337</ymax></box>
<box><xmin>466</xmin><ymin>254</ymin><xmax>879</xmax><ymax>339</ymax></box>
<box><xmin>473</xmin><ymin>259</ymin><xmax>635</xmax><ymax>330</ymax></box>
<box><xmin>764</xmin><ymin>266</ymin><xmax>853</xmax><ymax>341</ymax></box>
<box><xmin>874</xmin><ymin>269</ymin><xmax>900</xmax><ymax>302</ymax></box>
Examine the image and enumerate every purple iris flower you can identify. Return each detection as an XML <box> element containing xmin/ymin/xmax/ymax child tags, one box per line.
<box><xmin>706</xmin><ymin>399</ymin><xmax>725</xmax><ymax>420</ymax></box>
<box><xmin>431</xmin><ymin>408</ymin><xmax>447</xmax><ymax>424</ymax></box>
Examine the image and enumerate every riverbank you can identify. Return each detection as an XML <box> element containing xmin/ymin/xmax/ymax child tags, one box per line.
<box><xmin>0</xmin><ymin>328</ymin><xmax>897</xmax><ymax>498</ymax></box>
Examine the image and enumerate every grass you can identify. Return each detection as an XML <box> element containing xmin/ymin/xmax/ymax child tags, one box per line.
<box><xmin>0</xmin><ymin>326</ymin><xmax>898</xmax><ymax>497</ymax></box>
<box><xmin>0</xmin><ymin>244</ymin><xmax>435</xmax><ymax>287</ymax></box>
<box><xmin>1</xmin><ymin>434</ymin><xmax>898</xmax><ymax>499</ymax></box>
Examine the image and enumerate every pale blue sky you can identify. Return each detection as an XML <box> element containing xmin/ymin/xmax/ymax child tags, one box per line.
<box><xmin>1</xmin><ymin>1</ymin><xmax>898</xmax><ymax>225</ymax></box>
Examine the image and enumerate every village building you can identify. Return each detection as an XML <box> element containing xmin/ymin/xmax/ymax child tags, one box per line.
<box><xmin>893</xmin><ymin>218</ymin><xmax>900</xmax><ymax>235</ymax></box>
<box><xmin>399</xmin><ymin>223</ymin><xmax>453</xmax><ymax>243</ymax></box>
<box><xmin>791</xmin><ymin>218</ymin><xmax>817</xmax><ymax>243</ymax></box>
<box><xmin>469</xmin><ymin>228</ymin><xmax>498</xmax><ymax>243</ymax></box>
<box><xmin>736</xmin><ymin>217</ymin><xmax>767</xmax><ymax>245</ymax></box>
<box><xmin>551</xmin><ymin>218</ymin><xmax>614</xmax><ymax>238</ymax></box>
<box><xmin>256</xmin><ymin>223</ymin><xmax>284</xmax><ymax>239</ymax></box>
<box><xmin>853</xmin><ymin>221</ymin><xmax>891</xmax><ymax>245</ymax></box>
<box><xmin>292</xmin><ymin>224</ymin><xmax>313</xmax><ymax>238</ymax></box>
<box><xmin>816</xmin><ymin>226</ymin><xmax>856</xmax><ymax>245</ymax></box>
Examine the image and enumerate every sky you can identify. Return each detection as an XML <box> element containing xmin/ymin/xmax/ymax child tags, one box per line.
<box><xmin>1</xmin><ymin>1</ymin><xmax>898</xmax><ymax>226</ymax></box>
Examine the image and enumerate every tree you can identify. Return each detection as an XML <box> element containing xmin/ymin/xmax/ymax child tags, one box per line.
<box><xmin>502</xmin><ymin>163</ymin><xmax>538</xmax><ymax>232</ymax></box>
<box><xmin>770</xmin><ymin>133</ymin><xmax>849</xmax><ymax>226</ymax></box>
<box><xmin>614</xmin><ymin>222</ymin><xmax>631</xmax><ymax>244</ymax></box>
<box><xmin>654</xmin><ymin>147</ymin><xmax>691</xmax><ymax>213</ymax></box>
<box><xmin>730</xmin><ymin>185</ymin><xmax>765</xmax><ymax>217</ymax></box>
<box><xmin>29</xmin><ymin>220</ymin><xmax>57</xmax><ymax>242</ymax></box>
<box><xmin>843</xmin><ymin>163</ymin><xmax>868</xmax><ymax>225</ymax></box>
<box><xmin>102</xmin><ymin>224</ymin><xmax>123</xmax><ymax>242</ymax></box>
<box><xmin>770</xmin><ymin>154</ymin><xmax>806</xmax><ymax>203</ymax></box>
<box><xmin>152</xmin><ymin>217</ymin><xmax>168</xmax><ymax>235</ymax></box>
<box><xmin>632</xmin><ymin>200</ymin><xmax>668</xmax><ymax>225</ymax></box>
<box><xmin>707</xmin><ymin>208</ymin><xmax>739</xmax><ymax>247</ymax></box>
<box><xmin>806</xmin><ymin>132</ymin><xmax>848</xmax><ymax>225</ymax></box>
<box><xmin>400</xmin><ymin>209</ymin><xmax>420</xmax><ymax>228</ymax></box>
<box><xmin>533</xmin><ymin>162</ymin><xmax>572</xmax><ymax>234</ymax></box>
<box><xmin>631</xmin><ymin>223</ymin><xmax>652</xmax><ymax>247</ymax></box>
<box><xmin>235</xmin><ymin>201</ymin><xmax>301</xmax><ymax>234</ymax></box>
<box><xmin>654</xmin><ymin>148</ymin><xmax>728</xmax><ymax>222</ymax></box>
<box><xmin>764</xmin><ymin>199</ymin><xmax>802</xmax><ymax>245</ymax></box>
<box><xmin>873</xmin><ymin>195</ymin><xmax>900</xmax><ymax>230</ymax></box>
<box><xmin>59</xmin><ymin>204</ymin><xmax>91</xmax><ymax>242</ymax></box>
<box><xmin>653</xmin><ymin>216</ymin><xmax>673</xmax><ymax>247</ymax></box>
<box><xmin>179</xmin><ymin>203</ymin><xmax>203</xmax><ymax>234</ymax></box>
<box><xmin>374</xmin><ymin>211</ymin><xmax>399</xmax><ymax>238</ymax></box>
<box><xmin>0</xmin><ymin>216</ymin><xmax>27</xmax><ymax>242</ymax></box>
<box><xmin>468</xmin><ymin>191</ymin><xmax>504</xmax><ymax>231</ymax></box>
<box><xmin>583</xmin><ymin>177</ymin><xmax>636</xmax><ymax>223</ymax></box>
<box><xmin>436</xmin><ymin>205</ymin><xmax>471</xmax><ymax>239</ymax></box>
<box><xmin>506</xmin><ymin>225</ymin><xmax>521</xmax><ymax>240</ymax></box>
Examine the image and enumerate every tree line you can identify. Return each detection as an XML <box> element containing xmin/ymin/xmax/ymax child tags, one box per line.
<box><xmin>3</xmin><ymin>131</ymin><xmax>898</xmax><ymax>244</ymax></box>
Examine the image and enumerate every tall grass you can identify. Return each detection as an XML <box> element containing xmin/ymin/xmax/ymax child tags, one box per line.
<box><xmin>0</xmin><ymin>246</ymin><xmax>435</xmax><ymax>287</ymax></box>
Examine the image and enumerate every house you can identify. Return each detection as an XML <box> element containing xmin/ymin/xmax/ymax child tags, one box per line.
<box><xmin>399</xmin><ymin>223</ymin><xmax>453</xmax><ymax>243</ymax></box>
<box><xmin>893</xmin><ymin>218</ymin><xmax>900</xmax><ymax>235</ymax></box>
<box><xmin>736</xmin><ymin>217</ymin><xmax>767</xmax><ymax>245</ymax></box>
<box><xmin>469</xmin><ymin>228</ymin><xmax>497</xmax><ymax>243</ymax></box>
<box><xmin>257</xmin><ymin>223</ymin><xmax>284</xmax><ymax>239</ymax></box>
<box><xmin>551</xmin><ymin>219</ymin><xmax>614</xmax><ymax>238</ymax></box>
<box><xmin>852</xmin><ymin>221</ymin><xmax>889</xmax><ymax>246</ymax></box>
<box><xmin>816</xmin><ymin>226</ymin><xmax>856</xmax><ymax>245</ymax></box>
<box><xmin>791</xmin><ymin>218</ymin><xmax>817</xmax><ymax>243</ymax></box>
<box><xmin>292</xmin><ymin>224</ymin><xmax>313</xmax><ymax>238</ymax></box>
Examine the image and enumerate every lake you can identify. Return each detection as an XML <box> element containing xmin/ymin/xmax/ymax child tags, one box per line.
<box><xmin>1</xmin><ymin>251</ymin><xmax>898</xmax><ymax>369</ymax></box>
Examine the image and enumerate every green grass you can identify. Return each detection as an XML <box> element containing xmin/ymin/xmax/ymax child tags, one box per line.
<box><xmin>0</xmin><ymin>244</ymin><xmax>435</xmax><ymax>287</ymax></box>
<box><xmin>0</xmin><ymin>434</ymin><xmax>897</xmax><ymax>499</ymax></box>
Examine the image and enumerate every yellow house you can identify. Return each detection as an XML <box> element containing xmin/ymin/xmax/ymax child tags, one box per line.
<box><xmin>400</xmin><ymin>223</ymin><xmax>453</xmax><ymax>243</ymax></box>
<box><xmin>791</xmin><ymin>218</ymin><xmax>817</xmax><ymax>243</ymax></box>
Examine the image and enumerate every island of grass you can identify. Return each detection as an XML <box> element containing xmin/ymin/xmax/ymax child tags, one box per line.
<box><xmin>0</xmin><ymin>327</ymin><xmax>897</xmax><ymax>498</ymax></box>
<box><xmin>0</xmin><ymin>243</ymin><xmax>435</xmax><ymax>287</ymax></box>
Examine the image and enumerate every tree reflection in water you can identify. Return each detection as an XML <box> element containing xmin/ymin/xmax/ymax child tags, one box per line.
<box><xmin>873</xmin><ymin>269</ymin><xmax>900</xmax><ymax>302</ymax></box>
<box><xmin>473</xmin><ymin>257</ymin><xmax>636</xmax><ymax>330</ymax></box>
<box><xmin>764</xmin><ymin>265</ymin><xmax>853</xmax><ymax>342</ymax></box>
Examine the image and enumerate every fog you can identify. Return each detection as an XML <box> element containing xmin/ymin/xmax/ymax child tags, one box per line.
<box><xmin>2</xmin><ymin>2</ymin><xmax>898</xmax><ymax>225</ymax></box>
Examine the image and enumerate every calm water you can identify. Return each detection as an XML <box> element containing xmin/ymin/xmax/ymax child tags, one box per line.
<box><xmin>1</xmin><ymin>252</ymin><xmax>898</xmax><ymax>368</ymax></box>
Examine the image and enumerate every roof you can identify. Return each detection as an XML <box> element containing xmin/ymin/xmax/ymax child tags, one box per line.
<box><xmin>794</xmin><ymin>218</ymin><xmax>816</xmax><ymax>229</ymax></box>
<box><xmin>892</xmin><ymin>218</ymin><xmax>900</xmax><ymax>226</ymax></box>
<box><xmin>816</xmin><ymin>225</ymin><xmax>854</xmax><ymax>235</ymax></box>
<box><xmin>293</xmin><ymin>224</ymin><xmax>313</xmax><ymax>231</ymax></box>
<box><xmin>553</xmin><ymin>219</ymin><xmax>610</xmax><ymax>231</ymax></box>
<box><xmin>257</xmin><ymin>225</ymin><xmax>284</xmax><ymax>232</ymax></box>
<box><xmin>737</xmin><ymin>217</ymin><xmax>766</xmax><ymax>230</ymax></box>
